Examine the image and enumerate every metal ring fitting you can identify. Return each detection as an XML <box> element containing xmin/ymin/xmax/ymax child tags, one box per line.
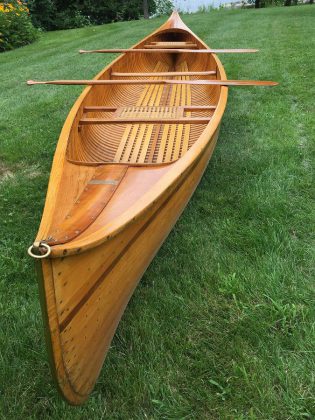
<box><xmin>28</xmin><ymin>242</ymin><xmax>51</xmax><ymax>259</ymax></box>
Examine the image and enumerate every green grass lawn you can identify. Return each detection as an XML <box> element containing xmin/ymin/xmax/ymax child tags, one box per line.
<box><xmin>0</xmin><ymin>5</ymin><xmax>314</xmax><ymax>418</ymax></box>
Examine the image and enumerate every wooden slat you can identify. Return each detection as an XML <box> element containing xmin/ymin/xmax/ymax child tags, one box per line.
<box><xmin>157</xmin><ymin>121</ymin><xmax>170</xmax><ymax>163</ymax></box>
<box><xmin>182</xmin><ymin>105</ymin><xmax>216</xmax><ymax>111</ymax></box>
<box><xmin>165</xmin><ymin>85</ymin><xmax>179</xmax><ymax>160</ymax></box>
<box><xmin>180</xmin><ymin>62</ymin><xmax>190</xmax><ymax>161</ymax></box>
<box><xmin>173</xmin><ymin>64</ymin><xmax>187</xmax><ymax>160</ymax></box>
<box><xmin>158</xmin><ymin>65</ymin><xmax>181</xmax><ymax>163</ymax></box>
<box><xmin>130</xmin><ymin>124</ymin><xmax>146</xmax><ymax>162</ymax></box>
<box><xmin>131</xmin><ymin>63</ymin><xmax>165</xmax><ymax>163</ymax></box>
<box><xmin>138</xmin><ymin>125</ymin><xmax>154</xmax><ymax>163</ymax></box>
<box><xmin>111</xmin><ymin>70</ymin><xmax>216</xmax><ymax>77</ymax></box>
<box><xmin>113</xmin><ymin>125</ymin><xmax>132</xmax><ymax>162</ymax></box>
<box><xmin>79</xmin><ymin>117</ymin><xmax>210</xmax><ymax>125</ymax></box>
<box><xmin>182</xmin><ymin>69</ymin><xmax>192</xmax><ymax>155</ymax></box>
<box><xmin>120</xmin><ymin>125</ymin><xmax>139</xmax><ymax>163</ymax></box>
<box><xmin>164</xmin><ymin>70</ymin><xmax>182</xmax><ymax>161</ymax></box>
<box><xmin>83</xmin><ymin>106</ymin><xmax>117</xmax><ymax>112</ymax></box>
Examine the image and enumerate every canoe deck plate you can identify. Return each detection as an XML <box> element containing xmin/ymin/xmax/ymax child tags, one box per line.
<box><xmin>45</xmin><ymin>165</ymin><xmax>127</xmax><ymax>245</ymax></box>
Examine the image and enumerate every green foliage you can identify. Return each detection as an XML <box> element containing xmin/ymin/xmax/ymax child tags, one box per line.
<box><xmin>28</xmin><ymin>0</ymin><xmax>157</xmax><ymax>30</ymax></box>
<box><xmin>52</xmin><ymin>9</ymin><xmax>91</xmax><ymax>30</ymax></box>
<box><xmin>0</xmin><ymin>0</ymin><xmax>38</xmax><ymax>52</ymax></box>
<box><xmin>154</xmin><ymin>0</ymin><xmax>174</xmax><ymax>16</ymax></box>
<box><xmin>27</xmin><ymin>0</ymin><xmax>56</xmax><ymax>30</ymax></box>
<box><xmin>247</xmin><ymin>0</ymin><xmax>297</xmax><ymax>8</ymax></box>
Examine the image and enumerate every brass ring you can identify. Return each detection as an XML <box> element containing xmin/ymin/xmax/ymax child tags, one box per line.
<box><xmin>27</xmin><ymin>242</ymin><xmax>51</xmax><ymax>259</ymax></box>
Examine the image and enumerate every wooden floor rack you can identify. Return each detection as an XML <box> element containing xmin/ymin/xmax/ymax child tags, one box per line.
<box><xmin>79</xmin><ymin>105</ymin><xmax>215</xmax><ymax>126</ymax></box>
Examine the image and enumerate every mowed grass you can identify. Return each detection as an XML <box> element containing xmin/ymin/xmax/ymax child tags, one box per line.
<box><xmin>0</xmin><ymin>5</ymin><xmax>314</xmax><ymax>418</ymax></box>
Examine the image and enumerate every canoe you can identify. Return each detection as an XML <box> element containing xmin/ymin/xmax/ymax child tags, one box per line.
<box><xmin>27</xmin><ymin>11</ymin><xmax>276</xmax><ymax>404</ymax></box>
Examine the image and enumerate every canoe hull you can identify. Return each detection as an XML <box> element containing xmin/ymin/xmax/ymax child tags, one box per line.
<box><xmin>39</xmin><ymin>127</ymin><xmax>220</xmax><ymax>404</ymax></box>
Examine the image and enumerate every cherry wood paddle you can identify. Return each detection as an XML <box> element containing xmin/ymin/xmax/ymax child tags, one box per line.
<box><xmin>79</xmin><ymin>48</ymin><xmax>258</xmax><ymax>54</ymax></box>
<box><xmin>27</xmin><ymin>79</ymin><xmax>278</xmax><ymax>87</ymax></box>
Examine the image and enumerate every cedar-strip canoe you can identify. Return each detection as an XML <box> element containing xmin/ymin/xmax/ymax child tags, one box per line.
<box><xmin>28</xmin><ymin>11</ymin><xmax>276</xmax><ymax>404</ymax></box>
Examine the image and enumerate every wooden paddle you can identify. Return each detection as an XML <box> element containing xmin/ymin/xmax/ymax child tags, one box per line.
<box><xmin>79</xmin><ymin>48</ymin><xmax>259</xmax><ymax>54</ymax></box>
<box><xmin>27</xmin><ymin>79</ymin><xmax>278</xmax><ymax>87</ymax></box>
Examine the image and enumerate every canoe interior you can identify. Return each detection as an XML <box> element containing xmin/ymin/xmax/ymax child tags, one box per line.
<box><xmin>67</xmin><ymin>31</ymin><xmax>221</xmax><ymax>166</ymax></box>
<box><xmin>37</xmin><ymin>25</ymin><xmax>226</xmax><ymax>247</ymax></box>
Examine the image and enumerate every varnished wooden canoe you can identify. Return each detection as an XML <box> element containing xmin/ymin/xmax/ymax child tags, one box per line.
<box><xmin>28</xmin><ymin>12</ymin><xmax>276</xmax><ymax>404</ymax></box>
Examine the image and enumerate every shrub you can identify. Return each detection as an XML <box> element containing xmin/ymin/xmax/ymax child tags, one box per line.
<box><xmin>27</xmin><ymin>0</ymin><xmax>56</xmax><ymax>30</ymax></box>
<box><xmin>0</xmin><ymin>0</ymin><xmax>38</xmax><ymax>52</ymax></box>
<box><xmin>53</xmin><ymin>9</ymin><xmax>91</xmax><ymax>29</ymax></box>
<box><xmin>28</xmin><ymin>0</ymin><xmax>157</xmax><ymax>31</ymax></box>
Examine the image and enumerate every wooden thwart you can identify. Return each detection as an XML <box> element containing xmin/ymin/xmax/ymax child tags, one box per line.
<box><xmin>144</xmin><ymin>42</ymin><xmax>198</xmax><ymax>49</ymax></box>
<box><xmin>111</xmin><ymin>70</ymin><xmax>216</xmax><ymax>77</ymax></box>
<box><xmin>150</xmin><ymin>42</ymin><xmax>195</xmax><ymax>45</ymax></box>
<box><xmin>79</xmin><ymin>117</ymin><xmax>210</xmax><ymax>125</ymax></box>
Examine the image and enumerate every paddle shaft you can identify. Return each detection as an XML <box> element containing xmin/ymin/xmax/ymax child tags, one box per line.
<box><xmin>27</xmin><ymin>79</ymin><xmax>278</xmax><ymax>87</ymax></box>
<box><xmin>79</xmin><ymin>48</ymin><xmax>258</xmax><ymax>54</ymax></box>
